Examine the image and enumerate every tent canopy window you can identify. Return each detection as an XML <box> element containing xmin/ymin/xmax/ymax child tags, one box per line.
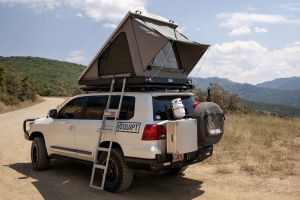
<box><xmin>98</xmin><ymin>32</ymin><xmax>135</xmax><ymax>77</ymax></box>
<box><xmin>148</xmin><ymin>41</ymin><xmax>183</xmax><ymax>71</ymax></box>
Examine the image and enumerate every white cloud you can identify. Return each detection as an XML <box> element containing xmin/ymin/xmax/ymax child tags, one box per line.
<box><xmin>0</xmin><ymin>0</ymin><xmax>146</xmax><ymax>22</ymax></box>
<box><xmin>280</xmin><ymin>3</ymin><xmax>300</xmax><ymax>12</ymax></box>
<box><xmin>217</xmin><ymin>12</ymin><xmax>289</xmax><ymax>28</ymax></box>
<box><xmin>254</xmin><ymin>27</ymin><xmax>268</xmax><ymax>33</ymax></box>
<box><xmin>216</xmin><ymin>12</ymin><xmax>296</xmax><ymax>36</ymax></box>
<box><xmin>66</xmin><ymin>50</ymin><xmax>86</xmax><ymax>64</ymax></box>
<box><xmin>292</xmin><ymin>41</ymin><xmax>300</xmax><ymax>46</ymax></box>
<box><xmin>102</xmin><ymin>23</ymin><xmax>117</xmax><ymax>29</ymax></box>
<box><xmin>228</xmin><ymin>26</ymin><xmax>251</xmax><ymax>36</ymax></box>
<box><xmin>177</xmin><ymin>27</ymin><xmax>187</xmax><ymax>33</ymax></box>
<box><xmin>76</xmin><ymin>13</ymin><xmax>83</xmax><ymax>18</ymax></box>
<box><xmin>195</xmin><ymin>28</ymin><xmax>200</xmax><ymax>31</ymax></box>
<box><xmin>55</xmin><ymin>14</ymin><xmax>60</xmax><ymax>18</ymax></box>
<box><xmin>190</xmin><ymin>41</ymin><xmax>300</xmax><ymax>84</ymax></box>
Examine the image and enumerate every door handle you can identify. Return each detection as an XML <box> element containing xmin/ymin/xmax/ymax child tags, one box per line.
<box><xmin>68</xmin><ymin>125</ymin><xmax>74</xmax><ymax>130</ymax></box>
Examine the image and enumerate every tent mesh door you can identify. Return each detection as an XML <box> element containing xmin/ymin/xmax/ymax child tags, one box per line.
<box><xmin>148</xmin><ymin>41</ymin><xmax>183</xmax><ymax>70</ymax></box>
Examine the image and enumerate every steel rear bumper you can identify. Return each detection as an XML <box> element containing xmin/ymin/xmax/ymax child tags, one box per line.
<box><xmin>125</xmin><ymin>146</ymin><xmax>213</xmax><ymax>172</ymax></box>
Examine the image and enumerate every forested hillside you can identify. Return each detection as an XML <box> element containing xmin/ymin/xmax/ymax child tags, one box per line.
<box><xmin>241</xmin><ymin>99</ymin><xmax>300</xmax><ymax>117</ymax></box>
<box><xmin>256</xmin><ymin>77</ymin><xmax>300</xmax><ymax>91</ymax></box>
<box><xmin>0</xmin><ymin>56</ymin><xmax>86</xmax><ymax>96</ymax></box>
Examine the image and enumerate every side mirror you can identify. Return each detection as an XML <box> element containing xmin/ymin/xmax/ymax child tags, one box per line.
<box><xmin>49</xmin><ymin>109</ymin><xmax>58</xmax><ymax>118</ymax></box>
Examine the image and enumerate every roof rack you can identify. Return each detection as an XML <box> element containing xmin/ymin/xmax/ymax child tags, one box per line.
<box><xmin>81</xmin><ymin>82</ymin><xmax>194</xmax><ymax>92</ymax></box>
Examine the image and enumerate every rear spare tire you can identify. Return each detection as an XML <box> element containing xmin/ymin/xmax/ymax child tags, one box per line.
<box><xmin>192</xmin><ymin>102</ymin><xmax>225</xmax><ymax>146</ymax></box>
<box><xmin>31</xmin><ymin>137</ymin><xmax>50</xmax><ymax>170</ymax></box>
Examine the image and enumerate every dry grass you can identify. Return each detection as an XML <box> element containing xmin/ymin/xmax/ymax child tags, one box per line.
<box><xmin>0</xmin><ymin>96</ymin><xmax>45</xmax><ymax>114</ymax></box>
<box><xmin>203</xmin><ymin>114</ymin><xmax>300</xmax><ymax>177</ymax></box>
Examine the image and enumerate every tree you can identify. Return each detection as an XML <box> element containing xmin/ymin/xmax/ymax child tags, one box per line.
<box><xmin>193</xmin><ymin>83</ymin><xmax>242</xmax><ymax>113</ymax></box>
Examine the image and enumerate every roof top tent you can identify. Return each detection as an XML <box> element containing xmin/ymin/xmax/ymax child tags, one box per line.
<box><xmin>78</xmin><ymin>10</ymin><xmax>210</xmax><ymax>91</ymax></box>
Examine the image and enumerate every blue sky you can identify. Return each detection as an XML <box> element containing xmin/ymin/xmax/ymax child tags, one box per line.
<box><xmin>0</xmin><ymin>0</ymin><xmax>300</xmax><ymax>84</ymax></box>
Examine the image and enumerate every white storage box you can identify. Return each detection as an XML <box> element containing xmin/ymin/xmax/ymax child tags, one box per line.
<box><xmin>167</xmin><ymin>119</ymin><xmax>198</xmax><ymax>154</ymax></box>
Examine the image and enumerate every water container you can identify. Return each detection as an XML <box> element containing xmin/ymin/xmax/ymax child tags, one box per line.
<box><xmin>172</xmin><ymin>98</ymin><xmax>185</xmax><ymax>119</ymax></box>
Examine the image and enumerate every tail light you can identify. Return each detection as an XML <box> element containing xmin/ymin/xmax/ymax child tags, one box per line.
<box><xmin>193</xmin><ymin>102</ymin><xmax>201</xmax><ymax>109</ymax></box>
<box><xmin>142</xmin><ymin>125</ymin><xmax>166</xmax><ymax>140</ymax></box>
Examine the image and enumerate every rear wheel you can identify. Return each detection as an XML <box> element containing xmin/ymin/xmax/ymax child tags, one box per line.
<box><xmin>166</xmin><ymin>166</ymin><xmax>188</xmax><ymax>175</ymax></box>
<box><xmin>31</xmin><ymin>137</ymin><xmax>50</xmax><ymax>170</ymax></box>
<box><xmin>98</xmin><ymin>148</ymin><xmax>134</xmax><ymax>192</ymax></box>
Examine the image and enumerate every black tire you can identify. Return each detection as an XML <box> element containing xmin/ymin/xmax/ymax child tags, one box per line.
<box><xmin>31</xmin><ymin>137</ymin><xmax>50</xmax><ymax>171</ymax></box>
<box><xmin>166</xmin><ymin>166</ymin><xmax>188</xmax><ymax>175</ymax></box>
<box><xmin>97</xmin><ymin>148</ymin><xmax>134</xmax><ymax>193</ymax></box>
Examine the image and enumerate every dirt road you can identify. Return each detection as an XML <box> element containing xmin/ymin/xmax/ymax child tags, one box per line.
<box><xmin>0</xmin><ymin>97</ymin><xmax>299</xmax><ymax>200</ymax></box>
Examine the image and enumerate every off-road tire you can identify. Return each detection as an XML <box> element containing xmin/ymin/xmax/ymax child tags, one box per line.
<box><xmin>166</xmin><ymin>166</ymin><xmax>188</xmax><ymax>175</ymax></box>
<box><xmin>98</xmin><ymin>148</ymin><xmax>134</xmax><ymax>193</ymax></box>
<box><xmin>31</xmin><ymin>137</ymin><xmax>50</xmax><ymax>171</ymax></box>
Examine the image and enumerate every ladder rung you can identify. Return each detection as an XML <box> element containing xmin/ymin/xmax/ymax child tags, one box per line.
<box><xmin>104</xmin><ymin>109</ymin><xmax>118</xmax><ymax>117</ymax></box>
<box><xmin>103</xmin><ymin>126</ymin><xmax>113</xmax><ymax>130</ymax></box>
<box><xmin>97</xmin><ymin>147</ymin><xmax>109</xmax><ymax>152</ymax></box>
<box><xmin>101</xmin><ymin>129</ymin><xmax>113</xmax><ymax>134</ymax></box>
<box><xmin>90</xmin><ymin>185</ymin><xmax>104</xmax><ymax>190</ymax></box>
<box><xmin>94</xmin><ymin>164</ymin><xmax>106</xmax><ymax>170</ymax></box>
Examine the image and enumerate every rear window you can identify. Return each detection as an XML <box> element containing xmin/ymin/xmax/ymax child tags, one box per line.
<box><xmin>152</xmin><ymin>95</ymin><xmax>195</xmax><ymax>120</ymax></box>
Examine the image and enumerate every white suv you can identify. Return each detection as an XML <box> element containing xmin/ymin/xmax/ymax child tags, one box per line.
<box><xmin>23</xmin><ymin>91</ymin><xmax>224</xmax><ymax>192</ymax></box>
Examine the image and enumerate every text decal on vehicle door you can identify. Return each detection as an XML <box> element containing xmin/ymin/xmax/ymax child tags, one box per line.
<box><xmin>116</xmin><ymin>122</ymin><xmax>141</xmax><ymax>133</ymax></box>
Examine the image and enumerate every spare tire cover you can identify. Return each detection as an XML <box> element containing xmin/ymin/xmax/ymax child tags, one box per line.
<box><xmin>192</xmin><ymin>102</ymin><xmax>225</xmax><ymax>146</ymax></box>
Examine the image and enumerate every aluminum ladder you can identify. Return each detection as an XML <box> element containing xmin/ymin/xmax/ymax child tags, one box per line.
<box><xmin>89</xmin><ymin>78</ymin><xmax>126</xmax><ymax>190</ymax></box>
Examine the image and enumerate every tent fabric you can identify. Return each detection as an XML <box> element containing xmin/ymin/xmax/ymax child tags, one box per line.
<box><xmin>98</xmin><ymin>32</ymin><xmax>135</xmax><ymax>77</ymax></box>
<box><xmin>132</xmin><ymin>16</ymin><xmax>189</xmax><ymax>42</ymax></box>
<box><xmin>131</xmin><ymin>18</ymin><xmax>168</xmax><ymax>71</ymax></box>
<box><xmin>78</xmin><ymin>11</ymin><xmax>210</xmax><ymax>86</ymax></box>
<box><xmin>175</xmin><ymin>41</ymin><xmax>210</xmax><ymax>75</ymax></box>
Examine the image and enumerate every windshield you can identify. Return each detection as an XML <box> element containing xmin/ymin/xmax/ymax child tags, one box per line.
<box><xmin>152</xmin><ymin>95</ymin><xmax>195</xmax><ymax>120</ymax></box>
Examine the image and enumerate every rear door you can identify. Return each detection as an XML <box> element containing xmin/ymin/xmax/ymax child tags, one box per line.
<box><xmin>74</xmin><ymin>95</ymin><xmax>136</xmax><ymax>159</ymax></box>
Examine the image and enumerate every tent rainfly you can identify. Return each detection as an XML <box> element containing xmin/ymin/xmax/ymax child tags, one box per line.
<box><xmin>78</xmin><ymin>10</ymin><xmax>210</xmax><ymax>89</ymax></box>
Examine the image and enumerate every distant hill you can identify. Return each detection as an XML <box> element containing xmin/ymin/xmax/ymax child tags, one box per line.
<box><xmin>0</xmin><ymin>56</ymin><xmax>86</xmax><ymax>96</ymax></box>
<box><xmin>256</xmin><ymin>77</ymin><xmax>300</xmax><ymax>91</ymax></box>
<box><xmin>241</xmin><ymin>99</ymin><xmax>300</xmax><ymax>117</ymax></box>
<box><xmin>192</xmin><ymin>77</ymin><xmax>300</xmax><ymax>108</ymax></box>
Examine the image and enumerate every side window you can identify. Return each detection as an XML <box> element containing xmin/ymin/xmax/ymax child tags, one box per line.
<box><xmin>83</xmin><ymin>96</ymin><xmax>108</xmax><ymax>119</ymax></box>
<box><xmin>109</xmin><ymin>96</ymin><xmax>135</xmax><ymax>120</ymax></box>
<box><xmin>57</xmin><ymin>97</ymin><xmax>87</xmax><ymax>119</ymax></box>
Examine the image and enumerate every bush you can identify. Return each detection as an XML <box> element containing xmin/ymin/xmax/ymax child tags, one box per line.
<box><xmin>0</xmin><ymin>63</ymin><xmax>38</xmax><ymax>105</ymax></box>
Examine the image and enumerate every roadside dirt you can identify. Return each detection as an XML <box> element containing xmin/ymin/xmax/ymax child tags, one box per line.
<box><xmin>0</xmin><ymin>97</ymin><xmax>299</xmax><ymax>200</ymax></box>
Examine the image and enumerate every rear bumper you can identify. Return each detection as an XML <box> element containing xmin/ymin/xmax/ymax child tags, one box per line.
<box><xmin>125</xmin><ymin>146</ymin><xmax>213</xmax><ymax>172</ymax></box>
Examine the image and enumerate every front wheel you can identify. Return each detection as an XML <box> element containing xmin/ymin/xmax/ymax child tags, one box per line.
<box><xmin>98</xmin><ymin>148</ymin><xmax>134</xmax><ymax>192</ymax></box>
<box><xmin>31</xmin><ymin>137</ymin><xmax>50</xmax><ymax>170</ymax></box>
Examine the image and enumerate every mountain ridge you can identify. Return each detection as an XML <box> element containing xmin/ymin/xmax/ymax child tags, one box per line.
<box><xmin>191</xmin><ymin>76</ymin><xmax>300</xmax><ymax>108</ymax></box>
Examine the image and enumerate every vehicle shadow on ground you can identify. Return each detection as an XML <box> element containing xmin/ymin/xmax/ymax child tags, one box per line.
<box><xmin>8</xmin><ymin>160</ymin><xmax>204</xmax><ymax>200</ymax></box>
